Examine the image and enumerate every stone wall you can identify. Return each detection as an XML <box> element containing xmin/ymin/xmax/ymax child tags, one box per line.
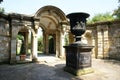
<box><xmin>87</xmin><ymin>20</ymin><xmax>120</xmax><ymax>60</ymax></box>
<box><xmin>0</xmin><ymin>18</ymin><xmax>10</xmax><ymax>63</ymax></box>
<box><xmin>0</xmin><ymin>13</ymin><xmax>40</xmax><ymax>64</ymax></box>
<box><xmin>0</xmin><ymin>11</ymin><xmax>120</xmax><ymax>63</ymax></box>
<box><xmin>108</xmin><ymin>21</ymin><xmax>120</xmax><ymax>60</ymax></box>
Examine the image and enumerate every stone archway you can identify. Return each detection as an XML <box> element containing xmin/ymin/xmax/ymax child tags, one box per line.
<box><xmin>35</xmin><ymin>5</ymin><xmax>68</xmax><ymax>58</ymax></box>
<box><xmin>11</xmin><ymin>24</ymin><xmax>38</xmax><ymax>62</ymax></box>
<box><xmin>6</xmin><ymin>13</ymin><xmax>40</xmax><ymax>64</ymax></box>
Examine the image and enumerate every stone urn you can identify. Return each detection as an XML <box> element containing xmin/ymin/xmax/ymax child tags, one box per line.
<box><xmin>64</xmin><ymin>12</ymin><xmax>94</xmax><ymax>76</ymax></box>
<box><xmin>67</xmin><ymin>12</ymin><xmax>89</xmax><ymax>42</ymax></box>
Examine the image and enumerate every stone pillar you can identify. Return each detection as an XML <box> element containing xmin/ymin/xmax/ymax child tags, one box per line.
<box><xmin>10</xmin><ymin>26</ymin><xmax>17</xmax><ymax>64</ymax></box>
<box><xmin>43</xmin><ymin>30</ymin><xmax>45</xmax><ymax>53</ymax></box>
<box><xmin>31</xmin><ymin>19</ymin><xmax>39</xmax><ymax>62</ymax></box>
<box><xmin>45</xmin><ymin>34</ymin><xmax>49</xmax><ymax>55</ymax></box>
<box><xmin>92</xmin><ymin>30</ymin><xmax>98</xmax><ymax>58</ymax></box>
<box><xmin>97</xmin><ymin>25</ymin><xmax>109</xmax><ymax>58</ymax></box>
<box><xmin>103</xmin><ymin>26</ymin><xmax>109</xmax><ymax>58</ymax></box>
<box><xmin>10</xmin><ymin>38</ymin><xmax>17</xmax><ymax>64</ymax></box>
<box><xmin>24</xmin><ymin>32</ymin><xmax>29</xmax><ymax>54</ymax></box>
<box><xmin>31</xmin><ymin>28</ymin><xmax>38</xmax><ymax>62</ymax></box>
<box><xmin>94</xmin><ymin>32</ymin><xmax>98</xmax><ymax>58</ymax></box>
<box><xmin>60</xmin><ymin>24</ymin><xmax>67</xmax><ymax>58</ymax></box>
<box><xmin>31</xmin><ymin>34</ymin><xmax>38</xmax><ymax>62</ymax></box>
<box><xmin>56</xmin><ymin>31</ymin><xmax>60</xmax><ymax>57</ymax></box>
<box><xmin>69</xmin><ymin>32</ymin><xmax>74</xmax><ymax>44</ymax></box>
<box><xmin>97</xmin><ymin>25</ymin><xmax>103</xmax><ymax>58</ymax></box>
<box><xmin>60</xmin><ymin>32</ymin><xmax>65</xmax><ymax>58</ymax></box>
<box><xmin>91</xmin><ymin>34</ymin><xmax>96</xmax><ymax>58</ymax></box>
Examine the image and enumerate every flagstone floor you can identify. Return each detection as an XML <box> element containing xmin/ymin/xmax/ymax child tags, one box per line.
<box><xmin>0</xmin><ymin>55</ymin><xmax>120</xmax><ymax>80</ymax></box>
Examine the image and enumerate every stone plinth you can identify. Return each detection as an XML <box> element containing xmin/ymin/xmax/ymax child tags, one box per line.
<box><xmin>64</xmin><ymin>43</ymin><xmax>94</xmax><ymax>76</ymax></box>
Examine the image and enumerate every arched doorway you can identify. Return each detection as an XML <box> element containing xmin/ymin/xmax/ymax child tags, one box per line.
<box><xmin>16</xmin><ymin>28</ymin><xmax>31</xmax><ymax>61</ymax></box>
<box><xmin>35</xmin><ymin>5</ymin><xmax>68</xmax><ymax>57</ymax></box>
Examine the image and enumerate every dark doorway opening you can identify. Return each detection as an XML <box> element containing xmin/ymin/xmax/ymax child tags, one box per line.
<box><xmin>49</xmin><ymin>35</ymin><xmax>55</xmax><ymax>54</ymax></box>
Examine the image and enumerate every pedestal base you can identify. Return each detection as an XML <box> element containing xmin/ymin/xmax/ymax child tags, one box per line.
<box><xmin>64</xmin><ymin>41</ymin><xmax>94</xmax><ymax>76</ymax></box>
<box><xmin>64</xmin><ymin>66</ymin><xmax>94</xmax><ymax>76</ymax></box>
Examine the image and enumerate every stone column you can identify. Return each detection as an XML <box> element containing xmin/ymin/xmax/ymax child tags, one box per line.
<box><xmin>60</xmin><ymin>24</ymin><xmax>67</xmax><ymax>58</ymax></box>
<box><xmin>10</xmin><ymin>38</ymin><xmax>17</xmax><ymax>64</ymax></box>
<box><xmin>10</xmin><ymin>27</ymin><xmax>17</xmax><ymax>64</ymax></box>
<box><xmin>43</xmin><ymin>30</ymin><xmax>45</xmax><ymax>53</ymax></box>
<box><xmin>91</xmin><ymin>29</ymin><xmax>98</xmax><ymax>58</ymax></box>
<box><xmin>56</xmin><ymin>31</ymin><xmax>60</xmax><ymax>57</ymax></box>
<box><xmin>69</xmin><ymin>32</ymin><xmax>74</xmax><ymax>44</ymax></box>
<box><xmin>94</xmin><ymin>30</ymin><xmax>98</xmax><ymax>58</ymax></box>
<box><xmin>45</xmin><ymin>34</ymin><xmax>49</xmax><ymax>55</ymax></box>
<box><xmin>31</xmin><ymin>20</ymin><xmax>39</xmax><ymax>62</ymax></box>
<box><xmin>32</xmin><ymin>34</ymin><xmax>38</xmax><ymax>62</ymax></box>
<box><xmin>24</xmin><ymin>32</ymin><xmax>29</xmax><ymax>54</ymax></box>
<box><xmin>60</xmin><ymin>32</ymin><xmax>65</xmax><ymax>58</ymax></box>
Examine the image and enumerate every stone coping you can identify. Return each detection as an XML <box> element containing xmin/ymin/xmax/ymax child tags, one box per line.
<box><xmin>0</xmin><ymin>13</ymin><xmax>39</xmax><ymax>21</ymax></box>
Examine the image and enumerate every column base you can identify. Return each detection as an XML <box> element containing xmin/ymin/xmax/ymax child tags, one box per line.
<box><xmin>32</xmin><ymin>58</ymin><xmax>38</xmax><ymax>62</ymax></box>
<box><xmin>64</xmin><ymin>66</ymin><xmax>94</xmax><ymax>76</ymax></box>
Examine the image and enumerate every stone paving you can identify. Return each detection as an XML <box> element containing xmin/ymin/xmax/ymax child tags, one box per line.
<box><xmin>0</xmin><ymin>56</ymin><xmax>120</xmax><ymax>80</ymax></box>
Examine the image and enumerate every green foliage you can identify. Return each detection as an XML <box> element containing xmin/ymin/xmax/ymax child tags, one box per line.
<box><xmin>113</xmin><ymin>8</ymin><xmax>120</xmax><ymax>19</ymax></box>
<box><xmin>17</xmin><ymin>34</ymin><xmax>26</xmax><ymax>55</ymax></box>
<box><xmin>38</xmin><ymin>36</ymin><xmax>44</xmax><ymax>52</ymax></box>
<box><xmin>0</xmin><ymin>0</ymin><xmax>4</xmax><ymax>13</ymax></box>
<box><xmin>20</xmin><ymin>40</ymin><xmax>26</xmax><ymax>55</ymax></box>
<box><xmin>17</xmin><ymin>34</ymin><xmax>24</xmax><ymax>40</ymax></box>
<box><xmin>0</xmin><ymin>7</ymin><xmax>4</xmax><ymax>13</ymax></box>
<box><xmin>88</xmin><ymin>12</ymin><xmax>114</xmax><ymax>24</ymax></box>
<box><xmin>113</xmin><ymin>0</ymin><xmax>120</xmax><ymax>19</ymax></box>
